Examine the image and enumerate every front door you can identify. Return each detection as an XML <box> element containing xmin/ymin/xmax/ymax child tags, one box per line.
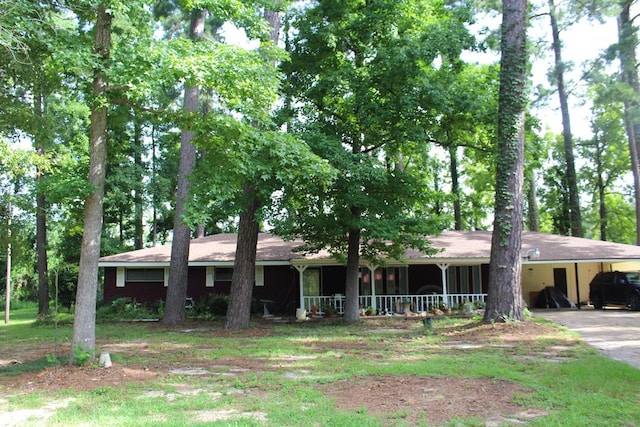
<box><xmin>553</xmin><ymin>268</ymin><xmax>567</xmax><ymax>296</ymax></box>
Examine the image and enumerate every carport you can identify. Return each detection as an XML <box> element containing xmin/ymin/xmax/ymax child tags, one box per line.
<box><xmin>518</xmin><ymin>233</ymin><xmax>640</xmax><ymax>308</ymax></box>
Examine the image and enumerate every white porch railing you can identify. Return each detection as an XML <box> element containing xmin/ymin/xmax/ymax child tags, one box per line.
<box><xmin>303</xmin><ymin>293</ymin><xmax>487</xmax><ymax>315</ymax></box>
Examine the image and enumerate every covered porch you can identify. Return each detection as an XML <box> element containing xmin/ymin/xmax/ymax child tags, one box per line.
<box><xmin>293</xmin><ymin>261</ymin><xmax>488</xmax><ymax>316</ymax></box>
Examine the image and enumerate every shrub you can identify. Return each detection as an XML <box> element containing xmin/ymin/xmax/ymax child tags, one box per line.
<box><xmin>96</xmin><ymin>297</ymin><xmax>160</xmax><ymax>321</ymax></box>
<box><xmin>190</xmin><ymin>294</ymin><xmax>228</xmax><ymax>319</ymax></box>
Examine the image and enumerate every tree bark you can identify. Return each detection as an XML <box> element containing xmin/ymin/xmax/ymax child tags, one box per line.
<box><xmin>163</xmin><ymin>9</ymin><xmax>205</xmax><ymax>325</ymax></box>
<box><xmin>549</xmin><ymin>0</ymin><xmax>582</xmax><ymax>237</ymax></box>
<box><xmin>618</xmin><ymin>1</ymin><xmax>640</xmax><ymax>245</ymax></box>
<box><xmin>224</xmin><ymin>186</ymin><xmax>260</xmax><ymax>329</ymax></box>
<box><xmin>71</xmin><ymin>4</ymin><xmax>111</xmax><ymax>363</ymax></box>
<box><xmin>484</xmin><ymin>0</ymin><xmax>527</xmax><ymax>323</ymax></box>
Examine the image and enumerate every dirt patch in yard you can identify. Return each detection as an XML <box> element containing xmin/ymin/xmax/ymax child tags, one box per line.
<box><xmin>321</xmin><ymin>375</ymin><xmax>542</xmax><ymax>425</ymax></box>
<box><xmin>1</xmin><ymin>319</ymin><xmax>565</xmax><ymax>425</ymax></box>
<box><xmin>1</xmin><ymin>364</ymin><xmax>159</xmax><ymax>393</ymax></box>
<box><xmin>439</xmin><ymin>318</ymin><xmax>565</xmax><ymax>342</ymax></box>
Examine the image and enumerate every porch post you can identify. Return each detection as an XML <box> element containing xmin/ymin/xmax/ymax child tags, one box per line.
<box><xmin>574</xmin><ymin>263</ymin><xmax>581</xmax><ymax>310</ymax></box>
<box><xmin>365</xmin><ymin>263</ymin><xmax>378</xmax><ymax>311</ymax></box>
<box><xmin>293</xmin><ymin>264</ymin><xmax>308</xmax><ymax>310</ymax></box>
<box><xmin>437</xmin><ymin>263</ymin><xmax>449</xmax><ymax>306</ymax></box>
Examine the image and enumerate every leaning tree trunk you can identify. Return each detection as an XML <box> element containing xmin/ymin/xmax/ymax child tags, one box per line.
<box><xmin>618</xmin><ymin>1</ymin><xmax>640</xmax><ymax>245</ymax></box>
<box><xmin>484</xmin><ymin>0</ymin><xmax>527</xmax><ymax>323</ymax></box>
<box><xmin>71</xmin><ymin>4</ymin><xmax>111</xmax><ymax>363</ymax></box>
<box><xmin>549</xmin><ymin>0</ymin><xmax>582</xmax><ymax>237</ymax></box>
<box><xmin>162</xmin><ymin>9</ymin><xmax>205</xmax><ymax>325</ymax></box>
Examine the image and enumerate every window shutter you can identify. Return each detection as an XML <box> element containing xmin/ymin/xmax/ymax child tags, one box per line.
<box><xmin>116</xmin><ymin>267</ymin><xmax>125</xmax><ymax>287</ymax></box>
<box><xmin>255</xmin><ymin>265</ymin><xmax>264</xmax><ymax>287</ymax></box>
<box><xmin>206</xmin><ymin>267</ymin><xmax>214</xmax><ymax>287</ymax></box>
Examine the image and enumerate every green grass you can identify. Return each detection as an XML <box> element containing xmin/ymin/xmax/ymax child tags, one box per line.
<box><xmin>1</xmin><ymin>304</ymin><xmax>639</xmax><ymax>426</ymax></box>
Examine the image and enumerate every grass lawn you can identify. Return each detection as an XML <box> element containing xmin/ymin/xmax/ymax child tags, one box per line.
<box><xmin>1</xmin><ymin>303</ymin><xmax>639</xmax><ymax>426</ymax></box>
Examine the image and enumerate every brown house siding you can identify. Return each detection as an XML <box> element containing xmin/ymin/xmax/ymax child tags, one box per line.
<box><xmin>103</xmin><ymin>267</ymin><xmax>167</xmax><ymax>303</ymax></box>
<box><xmin>103</xmin><ymin>265</ymin><xmax>300</xmax><ymax>314</ymax></box>
<box><xmin>102</xmin><ymin>263</ymin><xmax>489</xmax><ymax>314</ymax></box>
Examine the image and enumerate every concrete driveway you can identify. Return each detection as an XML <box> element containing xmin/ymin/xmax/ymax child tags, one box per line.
<box><xmin>533</xmin><ymin>307</ymin><xmax>640</xmax><ymax>369</ymax></box>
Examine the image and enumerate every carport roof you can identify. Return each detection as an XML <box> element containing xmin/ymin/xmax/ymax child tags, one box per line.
<box><xmin>98</xmin><ymin>231</ymin><xmax>640</xmax><ymax>267</ymax></box>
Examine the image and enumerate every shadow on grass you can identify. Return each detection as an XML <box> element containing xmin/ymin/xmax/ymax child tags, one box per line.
<box><xmin>0</xmin><ymin>355</ymin><xmax>67</xmax><ymax>378</ymax></box>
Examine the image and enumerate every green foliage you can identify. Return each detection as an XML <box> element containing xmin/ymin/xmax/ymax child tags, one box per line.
<box><xmin>72</xmin><ymin>344</ymin><xmax>93</xmax><ymax>367</ymax></box>
<box><xmin>33</xmin><ymin>310</ymin><xmax>74</xmax><ymax>326</ymax></box>
<box><xmin>277</xmin><ymin>0</ymin><xmax>478</xmax><ymax>263</ymax></box>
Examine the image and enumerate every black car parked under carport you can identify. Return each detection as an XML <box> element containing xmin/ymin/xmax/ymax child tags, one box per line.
<box><xmin>589</xmin><ymin>271</ymin><xmax>640</xmax><ymax>311</ymax></box>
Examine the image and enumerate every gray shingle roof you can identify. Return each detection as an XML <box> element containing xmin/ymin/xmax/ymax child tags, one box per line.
<box><xmin>98</xmin><ymin>231</ymin><xmax>640</xmax><ymax>267</ymax></box>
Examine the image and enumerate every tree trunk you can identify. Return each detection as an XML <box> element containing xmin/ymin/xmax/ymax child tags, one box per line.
<box><xmin>133</xmin><ymin>116</ymin><xmax>144</xmax><ymax>250</ymax></box>
<box><xmin>224</xmin><ymin>186</ymin><xmax>260</xmax><ymax>329</ymax></box>
<box><xmin>263</xmin><ymin>3</ymin><xmax>281</xmax><ymax>46</ymax></box>
<box><xmin>163</xmin><ymin>9</ymin><xmax>205</xmax><ymax>325</ymax></box>
<box><xmin>151</xmin><ymin>125</ymin><xmax>158</xmax><ymax>246</ymax></box>
<box><xmin>595</xmin><ymin>135</ymin><xmax>607</xmax><ymax>241</ymax></box>
<box><xmin>448</xmin><ymin>142</ymin><xmax>462</xmax><ymax>230</ymax></box>
<box><xmin>484</xmin><ymin>0</ymin><xmax>527</xmax><ymax>323</ymax></box>
<box><xmin>618</xmin><ymin>1</ymin><xmax>640</xmax><ymax>245</ymax></box>
<box><xmin>526</xmin><ymin>170</ymin><xmax>540</xmax><ymax>232</ymax></box>
<box><xmin>35</xmin><ymin>90</ymin><xmax>49</xmax><ymax>316</ymax></box>
<box><xmin>36</xmin><ymin>177</ymin><xmax>49</xmax><ymax>315</ymax></box>
<box><xmin>344</xmin><ymin>224</ymin><xmax>361</xmax><ymax>321</ymax></box>
<box><xmin>549</xmin><ymin>0</ymin><xmax>582</xmax><ymax>237</ymax></box>
<box><xmin>223</xmin><ymin>4</ymin><xmax>281</xmax><ymax>329</ymax></box>
<box><xmin>71</xmin><ymin>4</ymin><xmax>111</xmax><ymax>363</ymax></box>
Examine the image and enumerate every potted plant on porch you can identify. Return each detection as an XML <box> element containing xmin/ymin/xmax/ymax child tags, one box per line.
<box><xmin>322</xmin><ymin>304</ymin><xmax>337</xmax><ymax>318</ymax></box>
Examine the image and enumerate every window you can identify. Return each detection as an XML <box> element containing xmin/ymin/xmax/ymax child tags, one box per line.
<box><xmin>215</xmin><ymin>268</ymin><xmax>233</xmax><ymax>281</ymax></box>
<box><xmin>303</xmin><ymin>269</ymin><xmax>320</xmax><ymax>296</ymax></box>
<box><xmin>126</xmin><ymin>268</ymin><xmax>164</xmax><ymax>282</ymax></box>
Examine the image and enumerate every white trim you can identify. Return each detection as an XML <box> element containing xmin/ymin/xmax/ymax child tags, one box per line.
<box><xmin>164</xmin><ymin>267</ymin><xmax>169</xmax><ymax>287</ymax></box>
<box><xmin>100</xmin><ymin>262</ymin><xmax>171</xmax><ymax>268</ymax></box>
